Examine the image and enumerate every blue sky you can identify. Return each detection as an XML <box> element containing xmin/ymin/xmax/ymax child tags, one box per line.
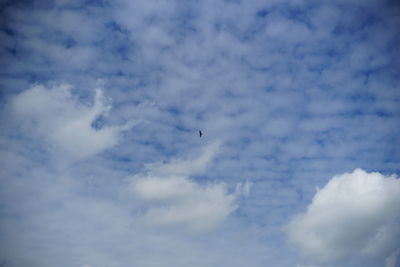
<box><xmin>1</xmin><ymin>0</ymin><xmax>400</xmax><ymax>266</ymax></box>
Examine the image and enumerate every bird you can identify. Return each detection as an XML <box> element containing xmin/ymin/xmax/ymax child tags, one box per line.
<box><xmin>199</xmin><ymin>130</ymin><xmax>203</xmax><ymax>137</ymax></box>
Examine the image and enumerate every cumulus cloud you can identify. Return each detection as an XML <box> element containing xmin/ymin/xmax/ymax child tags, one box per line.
<box><xmin>286</xmin><ymin>169</ymin><xmax>400</xmax><ymax>265</ymax></box>
<box><xmin>131</xmin><ymin>142</ymin><xmax>247</xmax><ymax>232</ymax></box>
<box><xmin>11</xmin><ymin>83</ymin><xmax>134</xmax><ymax>161</ymax></box>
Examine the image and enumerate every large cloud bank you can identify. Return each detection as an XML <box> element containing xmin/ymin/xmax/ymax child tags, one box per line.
<box><xmin>286</xmin><ymin>169</ymin><xmax>400</xmax><ymax>265</ymax></box>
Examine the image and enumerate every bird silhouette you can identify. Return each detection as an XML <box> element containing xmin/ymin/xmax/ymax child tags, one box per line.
<box><xmin>199</xmin><ymin>130</ymin><xmax>203</xmax><ymax>137</ymax></box>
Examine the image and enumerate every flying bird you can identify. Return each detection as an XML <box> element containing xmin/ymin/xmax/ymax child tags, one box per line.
<box><xmin>199</xmin><ymin>130</ymin><xmax>203</xmax><ymax>137</ymax></box>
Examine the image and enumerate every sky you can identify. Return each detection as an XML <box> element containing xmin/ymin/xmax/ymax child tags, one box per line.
<box><xmin>0</xmin><ymin>0</ymin><xmax>400</xmax><ymax>266</ymax></box>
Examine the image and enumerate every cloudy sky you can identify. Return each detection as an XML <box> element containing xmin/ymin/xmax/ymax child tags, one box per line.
<box><xmin>1</xmin><ymin>0</ymin><xmax>400</xmax><ymax>266</ymax></box>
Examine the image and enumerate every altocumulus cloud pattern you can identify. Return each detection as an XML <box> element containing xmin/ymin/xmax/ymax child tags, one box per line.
<box><xmin>0</xmin><ymin>0</ymin><xmax>399</xmax><ymax>266</ymax></box>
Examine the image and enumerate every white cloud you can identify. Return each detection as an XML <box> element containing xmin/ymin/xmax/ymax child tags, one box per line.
<box><xmin>386</xmin><ymin>248</ymin><xmax>400</xmax><ymax>267</ymax></box>
<box><xmin>143</xmin><ymin>141</ymin><xmax>221</xmax><ymax>178</ymax></box>
<box><xmin>131</xmin><ymin>142</ymin><xmax>247</xmax><ymax>232</ymax></box>
<box><xmin>286</xmin><ymin>169</ymin><xmax>400</xmax><ymax>264</ymax></box>
<box><xmin>263</xmin><ymin>118</ymin><xmax>294</xmax><ymax>138</ymax></box>
<box><xmin>265</xmin><ymin>17</ymin><xmax>312</xmax><ymax>43</ymax></box>
<box><xmin>138</xmin><ymin>177</ymin><xmax>236</xmax><ymax>231</ymax></box>
<box><xmin>11</xmin><ymin>83</ymin><xmax>134</xmax><ymax>161</ymax></box>
<box><xmin>235</xmin><ymin>180</ymin><xmax>252</xmax><ymax>196</ymax></box>
<box><xmin>310</xmin><ymin>5</ymin><xmax>341</xmax><ymax>35</ymax></box>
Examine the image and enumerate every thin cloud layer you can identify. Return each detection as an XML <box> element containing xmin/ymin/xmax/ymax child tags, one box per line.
<box><xmin>286</xmin><ymin>169</ymin><xmax>400</xmax><ymax>265</ymax></box>
<box><xmin>11</xmin><ymin>83</ymin><xmax>134</xmax><ymax>161</ymax></box>
<box><xmin>131</xmin><ymin>143</ymin><xmax>246</xmax><ymax>232</ymax></box>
